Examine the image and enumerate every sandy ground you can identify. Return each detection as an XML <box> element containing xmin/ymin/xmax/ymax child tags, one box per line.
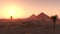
<box><xmin>0</xmin><ymin>24</ymin><xmax>57</xmax><ymax>34</ymax></box>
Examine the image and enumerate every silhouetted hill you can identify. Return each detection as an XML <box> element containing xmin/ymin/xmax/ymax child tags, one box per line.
<box><xmin>37</xmin><ymin>12</ymin><xmax>50</xmax><ymax>19</ymax></box>
<box><xmin>28</xmin><ymin>14</ymin><xmax>37</xmax><ymax>20</ymax></box>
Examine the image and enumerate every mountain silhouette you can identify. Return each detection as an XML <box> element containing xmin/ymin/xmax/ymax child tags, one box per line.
<box><xmin>29</xmin><ymin>14</ymin><xmax>36</xmax><ymax>19</ymax></box>
<box><xmin>28</xmin><ymin>12</ymin><xmax>51</xmax><ymax>20</ymax></box>
<box><xmin>36</xmin><ymin>12</ymin><xmax>50</xmax><ymax>19</ymax></box>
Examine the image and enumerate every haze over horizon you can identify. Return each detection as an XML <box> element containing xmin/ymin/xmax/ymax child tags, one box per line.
<box><xmin>0</xmin><ymin>0</ymin><xmax>60</xmax><ymax>18</ymax></box>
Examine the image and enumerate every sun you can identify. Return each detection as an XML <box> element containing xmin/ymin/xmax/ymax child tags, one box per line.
<box><xmin>2</xmin><ymin>4</ymin><xmax>25</xmax><ymax>18</ymax></box>
<box><xmin>9</xmin><ymin>10</ymin><xmax>16</xmax><ymax>16</ymax></box>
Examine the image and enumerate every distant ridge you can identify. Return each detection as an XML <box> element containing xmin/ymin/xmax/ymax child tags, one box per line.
<box><xmin>28</xmin><ymin>12</ymin><xmax>51</xmax><ymax>20</ymax></box>
<box><xmin>37</xmin><ymin>12</ymin><xmax>50</xmax><ymax>19</ymax></box>
<box><xmin>29</xmin><ymin>14</ymin><xmax>36</xmax><ymax>19</ymax></box>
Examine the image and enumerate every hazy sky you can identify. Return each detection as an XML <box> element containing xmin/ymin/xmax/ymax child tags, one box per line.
<box><xmin>0</xmin><ymin>0</ymin><xmax>60</xmax><ymax>18</ymax></box>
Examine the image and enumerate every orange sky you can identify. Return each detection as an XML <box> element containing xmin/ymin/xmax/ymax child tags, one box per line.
<box><xmin>0</xmin><ymin>0</ymin><xmax>60</xmax><ymax>19</ymax></box>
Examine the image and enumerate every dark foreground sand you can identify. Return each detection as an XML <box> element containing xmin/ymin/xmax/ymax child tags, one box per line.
<box><xmin>0</xmin><ymin>24</ymin><xmax>59</xmax><ymax>34</ymax></box>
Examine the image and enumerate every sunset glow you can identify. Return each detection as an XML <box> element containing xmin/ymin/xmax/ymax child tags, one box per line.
<box><xmin>0</xmin><ymin>0</ymin><xmax>60</xmax><ymax>19</ymax></box>
<box><xmin>9</xmin><ymin>10</ymin><xmax>15</xmax><ymax>16</ymax></box>
<box><xmin>2</xmin><ymin>4</ymin><xmax>25</xmax><ymax>18</ymax></box>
